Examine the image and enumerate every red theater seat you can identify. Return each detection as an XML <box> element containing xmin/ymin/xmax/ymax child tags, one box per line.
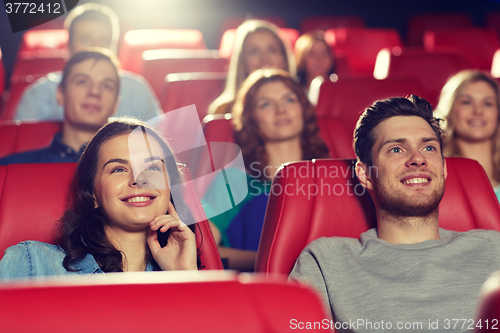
<box><xmin>424</xmin><ymin>28</ymin><xmax>500</xmax><ymax>71</ymax></box>
<box><xmin>203</xmin><ymin>115</ymin><xmax>355</xmax><ymax>160</ymax></box>
<box><xmin>140</xmin><ymin>49</ymin><xmax>228</xmax><ymax>100</ymax></box>
<box><xmin>315</xmin><ymin>77</ymin><xmax>425</xmax><ymax>133</ymax></box>
<box><xmin>324</xmin><ymin>27</ymin><xmax>403</xmax><ymax>76</ymax></box>
<box><xmin>0</xmin><ymin>165</ymin><xmax>6</xmax><ymax>200</ymax></box>
<box><xmin>475</xmin><ymin>273</ymin><xmax>500</xmax><ymax>333</ymax></box>
<box><xmin>256</xmin><ymin>158</ymin><xmax>500</xmax><ymax>275</ymax></box>
<box><xmin>0</xmin><ymin>121</ymin><xmax>61</xmax><ymax>159</ymax></box>
<box><xmin>219</xmin><ymin>28</ymin><xmax>299</xmax><ymax>59</ymax></box>
<box><xmin>119</xmin><ymin>29</ymin><xmax>207</xmax><ymax>74</ymax></box>
<box><xmin>0</xmin><ymin>273</ymin><xmax>331</xmax><ymax>332</ymax></box>
<box><xmin>407</xmin><ymin>13</ymin><xmax>473</xmax><ymax>45</ymax></box>
<box><xmin>300</xmin><ymin>15</ymin><xmax>364</xmax><ymax>33</ymax></box>
<box><xmin>18</xmin><ymin>29</ymin><xmax>68</xmax><ymax>54</ymax></box>
<box><xmin>487</xmin><ymin>12</ymin><xmax>500</xmax><ymax>41</ymax></box>
<box><xmin>0</xmin><ymin>163</ymin><xmax>223</xmax><ymax>270</ymax></box>
<box><xmin>374</xmin><ymin>49</ymin><xmax>473</xmax><ymax>107</ymax></box>
<box><xmin>162</xmin><ymin>72</ymin><xmax>227</xmax><ymax>119</ymax></box>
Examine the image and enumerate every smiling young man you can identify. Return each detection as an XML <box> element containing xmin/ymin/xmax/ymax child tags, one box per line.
<box><xmin>14</xmin><ymin>2</ymin><xmax>161</xmax><ymax>121</ymax></box>
<box><xmin>0</xmin><ymin>49</ymin><xmax>119</xmax><ymax>165</ymax></box>
<box><xmin>290</xmin><ymin>95</ymin><xmax>500</xmax><ymax>333</ymax></box>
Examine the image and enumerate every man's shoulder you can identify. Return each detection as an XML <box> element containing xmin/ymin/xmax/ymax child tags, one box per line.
<box><xmin>460</xmin><ymin>228</ymin><xmax>500</xmax><ymax>241</ymax></box>
<box><xmin>119</xmin><ymin>70</ymin><xmax>150</xmax><ymax>87</ymax></box>
<box><xmin>0</xmin><ymin>147</ymin><xmax>51</xmax><ymax>165</ymax></box>
<box><xmin>24</xmin><ymin>72</ymin><xmax>61</xmax><ymax>92</ymax></box>
<box><xmin>305</xmin><ymin>235</ymin><xmax>362</xmax><ymax>253</ymax></box>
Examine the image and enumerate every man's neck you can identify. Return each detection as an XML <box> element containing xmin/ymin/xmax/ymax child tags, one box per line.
<box><xmin>61</xmin><ymin>122</ymin><xmax>98</xmax><ymax>152</ymax></box>
<box><xmin>376</xmin><ymin>209</ymin><xmax>441</xmax><ymax>244</ymax></box>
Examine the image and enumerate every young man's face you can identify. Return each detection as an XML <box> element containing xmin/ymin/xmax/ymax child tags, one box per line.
<box><xmin>357</xmin><ymin>116</ymin><xmax>447</xmax><ymax>217</ymax></box>
<box><xmin>69</xmin><ymin>19</ymin><xmax>114</xmax><ymax>56</ymax></box>
<box><xmin>57</xmin><ymin>58</ymin><xmax>119</xmax><ymax>130</ymax></box>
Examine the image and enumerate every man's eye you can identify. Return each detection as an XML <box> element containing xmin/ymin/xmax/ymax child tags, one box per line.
<box><xmin>390</xmin><ymin>147</ymin><xmax>402</xmax><ymax>153</ymax></box>
<box><xmin>425</xmin><ymin>146</ymin><xmax>436</xmax><ymax>151</ymax></box>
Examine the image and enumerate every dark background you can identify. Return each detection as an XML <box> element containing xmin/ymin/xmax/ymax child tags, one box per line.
<box><xmin>1</xmin><ymin>0</ymin><xmax>500</xmax><ymax>87</ymax></box>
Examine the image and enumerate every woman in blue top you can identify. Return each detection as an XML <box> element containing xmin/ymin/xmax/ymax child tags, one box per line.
<box><xmin>204</xmin><ymin>69</ymin><xmax>329</xmax><ymax>271</ymax></box>
<box><xmin>0</xmin><ymin>119</ymin><xmax>199</xmax><ymax>280</ymax></box>
<box><xmin>435</xmin><ymin>70</ymin><xmax>500</xmax><ymax>201</ymax></box>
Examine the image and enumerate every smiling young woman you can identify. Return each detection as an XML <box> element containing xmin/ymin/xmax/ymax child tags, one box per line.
<box><xmin>203</xmin><ymin>69</ymin><xmax>329</xmax><ymax>271</ymax></box>
<box><xmin>435</xmin><ymin>70</ymin><xmax>500</xmax><ymax>200</ymax></box>
<box><xmin>0</xmin><ymin>119</ymin><xmax>199</xmax><ymax>280</ymax></box>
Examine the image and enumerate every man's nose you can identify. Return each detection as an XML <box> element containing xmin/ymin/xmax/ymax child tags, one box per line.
<box><xmin>406</xmin><ymin>149</ymin><xmax>427</xmax><ymax>167</ymax></box>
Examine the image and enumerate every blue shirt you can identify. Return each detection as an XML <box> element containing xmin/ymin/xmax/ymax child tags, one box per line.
<box><xmin>15</xmin><ymin>70</ymin><xmax>162</xmax><ymax>121</ymax></box>
<box><xmin>0</xmin><ymin>132</ymin><xmax>84</xmax><ymax>165</ymax></box>
<box><xmin>0</xmin><ymin>241</ymin><xmax>155</xmax><ymax>281</ymax></box>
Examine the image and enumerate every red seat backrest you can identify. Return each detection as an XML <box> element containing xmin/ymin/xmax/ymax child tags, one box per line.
<box><xmin>0</xmin><ymin>121</ymin><xmax>61</xmax><ymax>158</ymax></box>
<box><xmin>256</xmin><ymin>158</ymin><xmax>500</xmax><ymax>275</ymax></box>
<box><xmin>315</xmin><ymin>77</ymin><xmax>425</xmax><ymax>133</ymax></box>
<box><xmin>424</xmin><ymin>28</ymin><xmax>500</xmax><ymax>71</ymax></box>
<box><xmin>381</xmin><ymin>49</ymin><xmax>473</xmax><ymax>107</ymax></box>
<box><xmin>18</xmin><ymin>29</ymin><xmax>68</xmax><ymax>54</ymax></box>
<box><xmin>406</xmin><ymin>13</ymin><xmax>473</xmax><ymax>45</ymax></box>
<box><xmin>219</xmin><ymin>28</ymin><xmax>299</xmax><ymax>59</ymax></box>
<box><xmin>0</xmin><ymin>163</ymin><xmax>223</xmax><ymax>270</ymax></box>
<box><xmin>140</xmin><ymin>49</ymin><xmax>228</xmax><ymax>100</ymax></box>
<box><xmin>162</xmin><ymin>72</ymin><xmax>227</xmax><ymax>120</ymax></box>
<box><xmin>324</xmin><ymin>27</ymin><xmax>403</xmax><ymax>76</ymax></box>
<box><xmin>0</xmin><ymin>165</ymin><xmax>6</xmax><ymax>201</ymax></box>
<box><xmin>300</xmin><ymin>15</ymin><xmax>364</xmax><ymax>33</ymax></box>
<box><xmin>0</xmin><ymin>274</ymin><xmax>331</xmax><ymax>332</ymax></box>
<box><xmin>119</xmin><ymin>29</ymin><xmax>206</xmax><ymax>74</ymax></box>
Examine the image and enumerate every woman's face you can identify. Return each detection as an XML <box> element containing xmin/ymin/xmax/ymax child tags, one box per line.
<box><xmin>452</xmin><ymin>80</ymin><xmax>499</xmax><ymax>143</ymax></box>
<box><xmin>243</xmin><ymin>30</ymin><xmax>286</xmax><ymax>76</ymax></box>
<box><xmin>252</xmin><ymin>80</ymin><xmax>304</xmax><ymax>142</ymax></box>
<box><xmin>93</xmin><ymin>132</ymin><xmax>171</xmax><ymax>231</ymax></box>
<box><xmin>305</xmin><ymin>41</ymin><xmax>332</xmax><ymax>81</ymax></box>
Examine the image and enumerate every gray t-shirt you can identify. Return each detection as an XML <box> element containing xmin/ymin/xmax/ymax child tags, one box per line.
<box><xmin>290</xmin><ymin>228</ymin><xmax>500</xmax><ymax>333</ymax></box>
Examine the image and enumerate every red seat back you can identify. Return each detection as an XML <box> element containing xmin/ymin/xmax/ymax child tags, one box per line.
<box><xmin>377</xmin><ymin>49</ymin><xmax>473</xmax><ymax>106</ymax></box>
<box><xmin>324</xmin><ymin>27</ymin><xmax>402</xmax><ymax>76</ymax></box>
<box><xmin>424</xmin><ymin>28</ymin><xmax>500</xmax><ymax>71</ymax></box>
<box><xmin>0</xmin><ymin>163</ymin><xmax>223</xmax><ymax>270</ymax></box>
<box><xmin>0</xmin><ymin>121</ymin><xmax>61</xmax><ymax>158</ymax></box>
<box><xmin>315</xmin><ymin>77</ymin><xmax>425</xmax><ymax>133</ymax></box>
<box><xmin>256</xmin><ymin>158</ymin><xmax>500</xmax><ymax>275</ymax></box>
<box><xmin>0</xmin><ymin>273</ymin><xmax>331</xmax><ymax>332</ymax></box>
<box><xmin>162</xmin><ymin>72</ymin><xmax>226</xmax><ymax>120</ymax></box>
<box><xmin>119</xmin><ymin>29</ymin><xmax>206</xmax><ymax>74</ymax></box>
<box><xmin>407</xmin><ymin>13</ymin><xmax>473</xmax><ymax>45</ymax></box>
<box><xmin>301</xmin><ymin>15</ymin><xmax>364</xmax><ymax>33</ymax></box>
<box><xmin>141</xmin><ymin>49</ymin><xmax>228</xmax><ymax>100</ymax></box>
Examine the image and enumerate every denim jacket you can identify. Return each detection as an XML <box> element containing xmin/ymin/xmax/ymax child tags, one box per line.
<box><xmin>0</xmin><ymin>241</ymin><xmax>155</xmax><ymax>281</ymax></box>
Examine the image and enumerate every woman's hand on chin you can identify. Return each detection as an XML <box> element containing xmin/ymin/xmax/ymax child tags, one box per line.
<box><xmin>147</xmin><ymin>202</ymin><xmax>197</xmax><ymax>271</ymax></box>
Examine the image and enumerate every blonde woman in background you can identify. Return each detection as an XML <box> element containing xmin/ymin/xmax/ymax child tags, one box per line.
<box><xmin>208</xmin><ymin>20</ymin><xmax>296</xmax><ymax>115</ymax></box>
<box><xmin>435</xmin><ymin>70</ymin><xmax>500</xmax><ymax>199</ymax></box>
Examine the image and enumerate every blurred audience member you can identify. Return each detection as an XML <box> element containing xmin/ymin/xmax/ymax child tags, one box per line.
<box><xmin>295</xmin><ymin>30</ymin><xmax>334</xmax><ymax>90</ymax></box>
<box><xmin>208</xmin><ymin>20</ymin><xmax>296</xmax><ymax>115</ymax></box>
<box><xmin>0</xmin><ymin>49</ymin><xmax>118</xmax><ymax>165</ymax></box>
<box><xmin>203</xmin><ymin>69</ymin><xmax>329</xmax><ymax>271</ymax></box>
<box><xmin>435</xmin><ymin>70</ymin><xmax>500</xmax><ymax>199</ymax></box>
<box><xmin>15</xmin><ymin>2</ymin><xmax>161</xmax><ymax>121</ymax></box>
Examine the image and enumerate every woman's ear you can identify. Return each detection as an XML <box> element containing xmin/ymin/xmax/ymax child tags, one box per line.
<box><xmin>356</xmin><ymin>161</ymin><xmax>374</xmax><ymax>191</ymax></box>
<box><xmin>93</xmin><ymin>194</ymin><xmax>99</xmax><ymax>209</ymax></box>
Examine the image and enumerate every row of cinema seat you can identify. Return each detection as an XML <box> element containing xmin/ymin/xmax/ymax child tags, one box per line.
<box><xmin>2</xmin><ymin>25</ymin><xmax>500</xmax><ymax>121</ymax></box>
<box><xmin>0</xmin><ymin>157</ymin><xmax>499</xmax><ymax>331</ymax></box>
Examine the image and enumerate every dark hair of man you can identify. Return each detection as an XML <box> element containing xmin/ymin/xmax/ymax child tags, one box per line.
<box><xmin>58</xmin><ymin>118</ymin><xmax>202</xmax><ymax>272</ymax></box>
<box><xmin>59</xmin><ymin>48</ymin><xmax>121</xmax><ymax>95</ymax></box>
<box><xmin>64</xmin><ymin>3</ymin><xmax>119</xmax><ymax>51</ymax></box>
<box><xmin>354</xmin><ymin>95</ymin><xmax>444</xmax><ymax>166</ymax></box>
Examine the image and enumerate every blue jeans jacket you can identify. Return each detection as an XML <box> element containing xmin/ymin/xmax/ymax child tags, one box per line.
<box><xmin>0</xmin><ymin>241</ymin><xmax>155</xmax><ymax>281</ymax></box>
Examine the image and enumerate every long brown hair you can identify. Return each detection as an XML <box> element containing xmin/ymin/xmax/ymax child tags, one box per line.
<box><xmin>435</xmin><ymin>70</ymin><xmax>500</xmax><ymax>181</ymax></box>
<box><xmin>232</xmin><ymin>69</ymin><xmax>329</xmax><ymax>179</ymax></box>
<box><xmin>294</xmin><ymin>30</ymin><xmax>335</xmax><ymax>86</ymax></box>
<box><xmin>208</xmin><ymin>20</ymin><xmax>296</xmax><ymax>115</ymax></box>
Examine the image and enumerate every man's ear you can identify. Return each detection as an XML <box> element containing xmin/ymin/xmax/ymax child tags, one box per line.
<box><xmin>56</xmin><ymin>85</ymin><xmax>64</xmax><ymax>106</ymax></box>
<box><xmin>443</xmin><ymin>158</ymin><xmax>448</xmax><ymax>180</ymax></box>
<box><xmin>356</xmin><ymin>161</ymin><xmax>374</xmax><ymax>190</ymax></box>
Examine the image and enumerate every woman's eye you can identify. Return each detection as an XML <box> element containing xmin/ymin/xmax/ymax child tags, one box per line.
<box><xmin>146</xmin><ymin>164</ymin><xmax>162</xmax><ymax>171</ymax></box>
<box><xmin>111</xmin><ymin>167</ymin><xmax>126</xmax><ymax>173</ymax></box>
<box><xmin>259</xmin><ymin>101</ymin><xmax>271</xmax><ymax>109</ymax></box>
<box><xmin>460</xmin><ymin>100</ymin><xmax>471</xmax><ymax>105</ymax></box>
<box><xmin>285</xmin><ymin>96</ymin><xmax>297</xmax><ymax>104</ymax></box>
